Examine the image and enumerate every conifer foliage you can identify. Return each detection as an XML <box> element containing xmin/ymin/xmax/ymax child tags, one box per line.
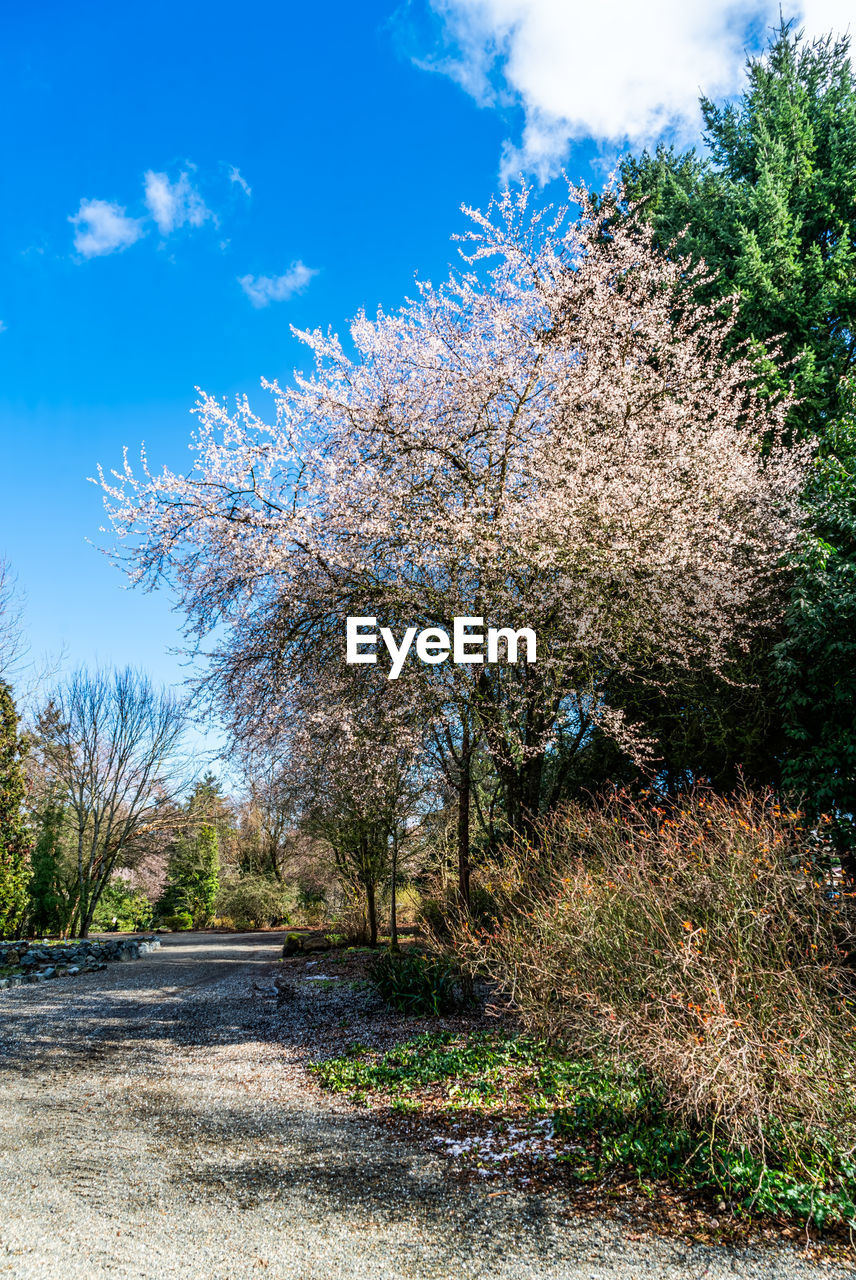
<box><xmin>160</xmin><ymin>821</ymin><xmax>220</xmax><ymax>928</ymax></box>
<box><xmin>0</xmin><ymin>682</ymin><xmax>31</xmax><ymax>937</ymax></box>
<box><xmin>622</xmin><ymin>21</ymin><xmax>856</xmax><ymax>832</ymax></box>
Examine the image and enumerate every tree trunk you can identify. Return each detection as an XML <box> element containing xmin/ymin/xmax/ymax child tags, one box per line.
<box><xmin>366</xmin><ymin>880</ymin><xmax>378</xmax><ymax>948</ymax></box>
<box><xmin>458</xmin><ymin>722</ymin><xmax>471</xmax><ymax>911</ymax></box>
<box><xmin>389</xmin><ymin>829</ymin><xmax>399</xmax><ymax>951</ymax></box>
<box><xmin>75</xmin><ymin>827</ymin><xmax>87</xmax><ymax>938</ymax></box>
<box><xmin>80</xmin><ymin>868</ymin><xmax>111</xmax><ymax>938</ymax></box>
<box><xmin>77</xmin><ymin>891</ymin><xmax>91</xmax><ymax>938</ymax></box>
<box><xmin>497</xmin><ymin>750</ymin><xmax>545</xmax><ymax>846</ymax></box>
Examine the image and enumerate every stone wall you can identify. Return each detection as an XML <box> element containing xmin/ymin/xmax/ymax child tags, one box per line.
<box><xmin>0</xmin><ymin>936</ymin><xmax>161</xmax><ymax>988</ymax></box>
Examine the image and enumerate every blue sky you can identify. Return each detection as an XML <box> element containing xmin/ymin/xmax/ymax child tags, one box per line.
<box><xmin>0</xmin><ymin>0</ymin><xmax>850</xmax><ymax>738</ymax></box>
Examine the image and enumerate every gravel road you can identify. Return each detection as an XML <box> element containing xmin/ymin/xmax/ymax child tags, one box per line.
<box><xmin>0</xmin><ymin>932</ymin><xmax>846</xmax><ymax>1279</ymax></box>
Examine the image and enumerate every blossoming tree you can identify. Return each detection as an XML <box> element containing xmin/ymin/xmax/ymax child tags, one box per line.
<box><xmin>102</xmin><ymin>185</ymin><xmax>809</xmax><ymax>900</ymax></box>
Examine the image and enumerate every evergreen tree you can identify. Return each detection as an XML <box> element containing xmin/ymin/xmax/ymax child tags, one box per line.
<box><xmin>160</xmin><ymin>821</ymin><xmax>219</xmax><ymax>927</ymax></box>
<box><xmin>620</xmin><ymin>21</ymin><xmax>856</xmax><ymax>830</ymax></box>
<box><xmin>623</xmin><ymin>21</ymin><xmax>856</xmax><ymax>438</ymax></box>
<box><xmin>27</xmin><ymin>802</ymin><xmax>71</xmax><ymax>936</ymax></box>
<box><xmin>193</xmin><ymin>822</ymin><xmax>219</xmax><ymax>924</ymax></box>
<box><xmin>0</xmin><ymin>683</ymin><xmax>31</xmax><ymax>937</ymax></box>
<box><xmin>773</xmin><ymin>405</ymin><xmax>856</xmax><ymax>856</ymax></box>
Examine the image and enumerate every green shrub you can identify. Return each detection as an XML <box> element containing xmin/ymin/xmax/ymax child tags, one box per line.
<box><xmin>91</xmin><ymin>878</ymin><xmax>153</xmax><ymax>933</ymax></box>
<box><xmin>162</xmin><ymin>911</ymin><xmax>193</xmax><ymax>931</ymax></box>
<box><xmin>467</xmin><ymin>884</ymin><xmax>501</xmax><ymax>929</ymax></box>
<box><xmin>296</xmin><ymin>880</ymin><xmax>327</xmax><ymax>926</ymax></box>
<box><xmin>368</xmin><ymin>948</ymin><xmax>464</xmax><ymax>1016</ymax></box>
<box><xmin>215</xmin><ymin>874</ymin><xmax>291</xmax><ymax>928</ymax></box>
<box><xmin>394</xmin><ymin>883</ymin><xmax>422</xmax><ymax>926</ymax></box>
<box><xmin>417</xmin><ymin>896</ymin><xmax>449</xmax><ymax>940</ymax></box>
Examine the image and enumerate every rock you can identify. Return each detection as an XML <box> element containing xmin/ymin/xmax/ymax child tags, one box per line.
<box><xmin>302</xmin><ymin>937</ymin><xmax>331</xmax><ymax>954</ymax></box>
<box><xmin>0</xmin><ymin>933</ymin><xmax>160</xmax><ymax>993</ymax></box>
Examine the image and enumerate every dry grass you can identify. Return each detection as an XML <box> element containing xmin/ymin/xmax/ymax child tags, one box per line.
<box><xmin>451</xmin><ymin>788</ymin><xmax>856</xmax><ymax>1153</ymax></box>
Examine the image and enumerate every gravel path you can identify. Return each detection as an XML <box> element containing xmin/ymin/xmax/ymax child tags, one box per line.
<box><xmin>0</xmin><ymin>932</ymin><xmax>846</xmax><ymax>1279</ymax></box>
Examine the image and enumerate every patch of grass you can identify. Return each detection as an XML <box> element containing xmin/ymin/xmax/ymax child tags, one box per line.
<box><xmin>312</xmin><ymin>1031</ymin><xmax>856</xmax><ymax>1229</ymax></box>
<box><xmin>315</xmin><ymin>1029</ymin><xmax>525</xmax><ymax>1095</ymax></box>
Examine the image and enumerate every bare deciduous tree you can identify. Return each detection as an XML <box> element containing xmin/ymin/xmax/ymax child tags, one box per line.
<box><xmin>0</xmin><ymin>557</ymin><xmax>26</xmax><ymax>683</ymax></box>
<box><xmin>39</xmin><ymin>667</ymin><xmax>189</xmax><ymax>936</ymax></box>
<box><xmin>237</xmin><ymin>753</ymin><xmax>296</xmax><ymax>881</ymax></box>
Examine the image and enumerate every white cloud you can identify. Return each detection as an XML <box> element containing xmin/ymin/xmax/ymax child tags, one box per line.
<box><xmin>0</xmin><ymin>321</ymin><xmax>6</xmax><ymax>333</ymax></box>
<box><xmin>144</xmin><ymin>169</ymin><xmax>211</xmax><ymax>235</ymax></box>
<box><xmin>228</xmin><ymin>165</ymin><xmax>252</xmax><ymax>197</ymax></box>
<box><xmin>70</xmin><ymin>198</ymin><xmax>146</xmax><ymax>258</ymax></box>
<box><xmin>421</xmin><ymin>0</ymin><xmax>855</xmax><ymax>181</ymax></box>
<box><xmin>238</xmin><ymin>261</ymin><xmax>319</xmax><ymax>307</ymax></box>
<box><xmin>800</xmin><ymin>2</ymin><xmax>854</xmax><ymax>40</ymax></box>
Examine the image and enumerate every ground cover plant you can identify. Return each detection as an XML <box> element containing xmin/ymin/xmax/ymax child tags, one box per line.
<box><xmin>314</xmin><ymin>1030</ymin><xmax>856</xmax><ymax>1231</ymax></box>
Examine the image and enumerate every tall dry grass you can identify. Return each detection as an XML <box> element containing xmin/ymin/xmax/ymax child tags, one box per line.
<box><xmin>452</xmin><ymin>789</ymin><xmax>856</xmax><ymax>1151</ymax></box>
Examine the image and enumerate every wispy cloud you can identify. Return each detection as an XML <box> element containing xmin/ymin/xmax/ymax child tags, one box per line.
<box><xmin>228</xmin><ymin>165</ymin><xmax>252</xmax><ymax>197</ymax></box>
<box><xmin>70</xmin><ymin>199</ymin><xmax>146</xmax><ymax>258</ymax></box>
<box><xmin>143</xmin><ymin>170</ymin><xmax>212</xmax><ymax>235</ymax></box>
<box><xmin>70</xmin><ymin>166</ymin><xmax>220</xmax><ymax>259</ymax></box>
<box><xmin>0</xmin><ymin>321</ymin><xmax>6</xmax><ymax>334</ymax></box>
<box><xmin>417</xmin><ymin>0</ymin><xmax>854</xmax><ymax>182</ymax></box>
<box><xmin>238</xmin><ymin>261</ymin><xmax>319</xmax><ymax>307</ymax></box>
